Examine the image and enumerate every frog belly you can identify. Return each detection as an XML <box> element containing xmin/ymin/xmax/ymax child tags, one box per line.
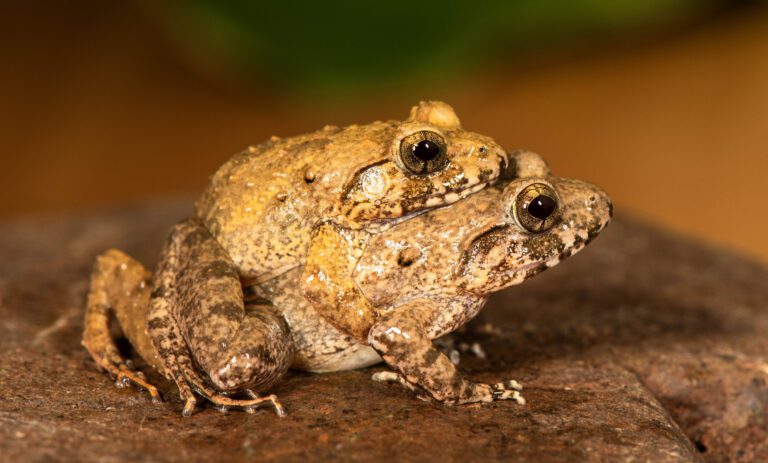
<box><xmin>292</xmin><ymin>343</ymin><xmax>382</xmax><ymax>373</ymax></box>
<box><xmin>277</xmin><ymin>291</ymin><xmax>382</xmax><ymax>373</ymax></box>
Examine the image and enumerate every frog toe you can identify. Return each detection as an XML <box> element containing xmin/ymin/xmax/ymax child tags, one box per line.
<box><xmin>371</xmin><ymin>371</ymin><xmax>415</xmax><ymax>391</ymax></box>
<box><xmin>89</xmin><ymin>353</ymin><xmax>162</xmax><ymax>403</ymax></box>
<box><xmin>490</xmin><ymin>380</ymin><xmax>526</xmax><ymax>404</ymax></box>
<box><xmin>182</xmin><ymin>397</ymin><xmax>197</xmax><ymax>417</ymax></box>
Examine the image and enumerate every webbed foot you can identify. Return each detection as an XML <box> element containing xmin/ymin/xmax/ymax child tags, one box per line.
<box><xmin>174</xmin><ymin>367</ymin><xmax>286</xmax><ymax>417</ymax></box>
<box><xmin>84</xmin><ymin>345</ymin><xmax>162</xmax><ymax>403</ymax></box>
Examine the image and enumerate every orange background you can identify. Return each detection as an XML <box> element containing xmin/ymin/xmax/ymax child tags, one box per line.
<box><xmin>2</xmin><ymin>3</ymin><xmax>767</xmax><ymax>261</ymax></box>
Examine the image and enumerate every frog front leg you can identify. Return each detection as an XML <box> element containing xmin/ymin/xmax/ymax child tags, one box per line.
<box><xmin>148</xmin><ymin>219</ymin><xmax>293</xmax><ymax>416</ymax></box>
<box><xmin>367</xmin><ymin>299</ymin><xmax>523</xmax><ymax>405</ymax></box>
<box><xmin>301</xmin><ymin>221</ymin><xmax>377</xmax><ymax>342</ymax></box>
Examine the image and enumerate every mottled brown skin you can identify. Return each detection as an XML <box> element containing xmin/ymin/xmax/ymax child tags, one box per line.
<box><xmin>196</xmin><ymin>101</ymin><xmax>508</xmax><ymax>341</ymax></box>
<box><xmin>82</xmin><ymin>104</ymin><xmax>611</xmax><ymax>415</ymax></box>
<box><xmin>358</xmin><ymin>170</ymin><xmax>612</xmax><ymax>403</ymax></box>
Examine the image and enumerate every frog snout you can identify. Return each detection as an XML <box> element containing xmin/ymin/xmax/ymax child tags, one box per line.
<box><xmin>552</xmin><ymin>178</ymin><xmax>613</xmax><ymax>235</ymax></box>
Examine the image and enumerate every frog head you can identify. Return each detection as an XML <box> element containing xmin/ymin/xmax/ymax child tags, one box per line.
<box><xmin>340</xmin><ymin>101</ymin><xmax>509</xmax><ymax>228</ymax></box>
<box><xmin>458</xmin><ymin>154</ymin><xmax>612</xmax><ymax>295</ymax></box>
<box><xmin>353</xmin><ymin>151</ymin><xmax>611</xmax><ymax>309</ymax></box>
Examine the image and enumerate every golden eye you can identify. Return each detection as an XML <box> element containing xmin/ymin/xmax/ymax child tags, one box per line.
<box><xmin>398</xmin><ymin>130</ymin><xmax>448</xmax><ymax>175</ymax></box>
<box><xmin>514</xmin><ymin>183</ymin><xmax>560</xmax><ymax>233</ymax></box>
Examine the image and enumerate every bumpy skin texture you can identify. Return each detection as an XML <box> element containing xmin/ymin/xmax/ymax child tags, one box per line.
<box><xmin>196</xmin><ymin>101</ymin><xmax>508</xmax><ymax>340</ymax></box>
<box><xmin>358</xmin><ymin>171</ymin><xmax>612</xmax><ymax>402</ymax></box>
<box><xmin>82</xmin><ymin>102</ymin><xmax>612</xmax><ymax>415</ymax></box>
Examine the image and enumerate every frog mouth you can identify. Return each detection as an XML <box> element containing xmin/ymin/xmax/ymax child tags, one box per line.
<box><xmin>367</xmin><ymin>181</ymin><xmax>490</xmax><ymax>233</ymax></box>
<box><xmin>421</xmin><ymin>181</ymin><xmax>488</xmax><ymax>208</ymax></box>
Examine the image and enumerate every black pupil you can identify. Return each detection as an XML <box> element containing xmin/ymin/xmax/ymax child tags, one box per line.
<box><xmin>412</xmin><ymin>140</ymin><xmax>441</xmax><ymax>161</ymax></box>
<box><xmin>528</xmin><ymin>195</ymin><xmax>556</xmax><ymax>220</ymax></box>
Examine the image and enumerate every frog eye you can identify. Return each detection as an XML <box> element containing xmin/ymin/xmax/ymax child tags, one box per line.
<box><xmin>514</xmin><ymin>183</ymin><xmax>560</xmax><ymax>233</ymax></box>
<box><xmin>398</xmin><ymin>130</ymin><xmax>448</xmax><ymax>175</ymax></box>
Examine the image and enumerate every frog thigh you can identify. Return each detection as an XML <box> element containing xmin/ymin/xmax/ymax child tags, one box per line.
<box><xmin>148</xmin><ymin>219</ymin><xmax>293</xmax><ymax>415</ymax></box>
<box><xmin>301</xmin><ymin>221</ymin><xmax>377</xmax><ymax>342</ymax></box>
<box><xmin>82</xmin><ymin>249</ymin><xmax>162</xmax><ymax>401</ymax></box>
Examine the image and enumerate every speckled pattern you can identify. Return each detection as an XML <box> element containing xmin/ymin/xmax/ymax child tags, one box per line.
<box><xmin>194</xmin><ymin>101</ymin><xmax>509</xmax><ymax>347</ymax></box>
<box><xmin>83</xmin><ymin>101</ymin><xmax>524</xmax><ymax>414</ymax></box>
<box><xmin>194</xmin><ymin>101</ymin><xmax>508</xmax><ymax>284</ymax></box>
<box><xmin>83</xmin><ymin>148</ymin><xmax>610</xmax><ymax>414</ymax></box>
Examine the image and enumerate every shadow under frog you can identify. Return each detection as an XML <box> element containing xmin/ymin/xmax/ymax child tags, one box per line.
<box><xmin>82</xmin><ymin>113</ymin><xmax>610</xmax><ymax>416</ymax></box>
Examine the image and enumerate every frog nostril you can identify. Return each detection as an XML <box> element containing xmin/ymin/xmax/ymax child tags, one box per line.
<box><xmin>528</xmin><ymin>195</ymin><xmax>556</xmax><ymax>220</ymax></box>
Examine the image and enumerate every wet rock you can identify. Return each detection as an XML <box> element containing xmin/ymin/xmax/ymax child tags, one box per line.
<box><xmin>1</xmin><ymin>201</ymin><xmax>766</xmax><ymax>462</ymax></box>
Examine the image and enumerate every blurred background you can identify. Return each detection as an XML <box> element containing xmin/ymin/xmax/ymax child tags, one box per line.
<box><xmin>1</xmin><ymin>0</ymin><xmax>767</xmax><ymax>261</ymax></box>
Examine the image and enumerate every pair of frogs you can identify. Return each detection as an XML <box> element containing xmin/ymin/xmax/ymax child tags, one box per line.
<box><xmin>83</xmin><ymin>101</ymin><xmax>611</xmax><ymax>416</ymax></box>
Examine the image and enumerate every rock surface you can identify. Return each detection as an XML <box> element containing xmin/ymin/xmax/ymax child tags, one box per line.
<box><xmin>1</xmin><ymin>201</ymin><xmax>767</xmax><ymax>462</ymax></box>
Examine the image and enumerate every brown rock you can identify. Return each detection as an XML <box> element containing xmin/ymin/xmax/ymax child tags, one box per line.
<box><xmin>1</xmin><ymin>201</ymin><xmax>766</xmax><ymax>462</ymax></box>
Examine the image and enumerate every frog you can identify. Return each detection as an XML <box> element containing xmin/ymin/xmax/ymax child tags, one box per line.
<box><xmin>83</xmin><ymin>140</ymin><xmax>611</xmax><ymax>416</ymax></box>
<box><xmin>270</xmin><ymin>151</ymin><xmax>612</xmax><ymax>406</ymax></box>
<box><xmin>83</xmin><ymin>101</ymin><xmax>510</xmax><ymax>415</ymax></box>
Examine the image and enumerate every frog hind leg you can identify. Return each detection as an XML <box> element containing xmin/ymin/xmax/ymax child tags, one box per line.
<box><xmin>148</xmin><ymin>219</ymin><xmax>293</xmax><ymax>417</ymax></box>
<box><xmin>82</xmin><ymin>249</ymin><xmax>162</xmax><ymax>402</ymax></box>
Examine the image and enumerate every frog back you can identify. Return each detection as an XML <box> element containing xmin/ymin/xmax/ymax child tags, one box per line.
<box><xmin>195</xmin><ymin>123</ymin><xmax>396</xmax><ymax>283</ymax></box>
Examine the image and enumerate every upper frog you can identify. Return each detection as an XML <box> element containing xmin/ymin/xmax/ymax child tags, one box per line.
<box><xmin>195</xmin><ymin>101</ymin><xmax>508</xmax><ymax>284</ymax></box>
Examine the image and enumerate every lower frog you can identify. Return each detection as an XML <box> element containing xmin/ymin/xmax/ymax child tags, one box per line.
<box><xmin>83</xmin><ymin>150</ymin><xmax>611</xmax><ymax>415</ymax></box>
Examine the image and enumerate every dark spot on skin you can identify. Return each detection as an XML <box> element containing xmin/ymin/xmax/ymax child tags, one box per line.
<box><xmin>200</xmin><ymin>260</ymin><xmax>238</xmax><ymax>280</ymax></box>
<box><xmin>304</xmin><ymin>169</ymin><xmax>317</xmax><ymax>184</ymax></box>
<box><xmin>478</xmin><ymin>146</ymin><xmax>487</xmax><ymax>154</ymax></box>
<box><xmin>524</xmin><ymin>234</ymin><xmax>565</xmax><ymax>261</ymax></box>
<box><xmin>150</xmin><ymin>285</ymin><xmax>168</xmax><ymax>299</ymax></box>
<box><xmin>207</xmin><ymin>301</ymin><xmax>242</xmax><ymax>322</ymax></box>
<box><xmin>397</xmin><ymin>247</ymin><xmax>420</xmax><ymax>267</ymax></box>
<box><xmin>423</xmin><ymin>348</ymin><xmax>442</xmax><ymax>369</ymax></box>
<box><xmin>182</xmin><ymin>228</ymin><xmax>211</xmax><ymax>247</ymax></box>
<box><xmin>587</xmin><ymin>221</ymin><xmax>604</xmax><ymax>240</ymax></box>
<box><xmin>147</xmin><ymin>316</ymin><xmax>169</xmax><ymax>331</ymax></box>
<box><xmin>477</xmin><ymin>168</ymin><xmax>494</xmax><ymax>184</ymax></box>
<box><xmin>397</xmin><ymin>256</ymin><xmax>414</xmax><ymax>267</ymax></box>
